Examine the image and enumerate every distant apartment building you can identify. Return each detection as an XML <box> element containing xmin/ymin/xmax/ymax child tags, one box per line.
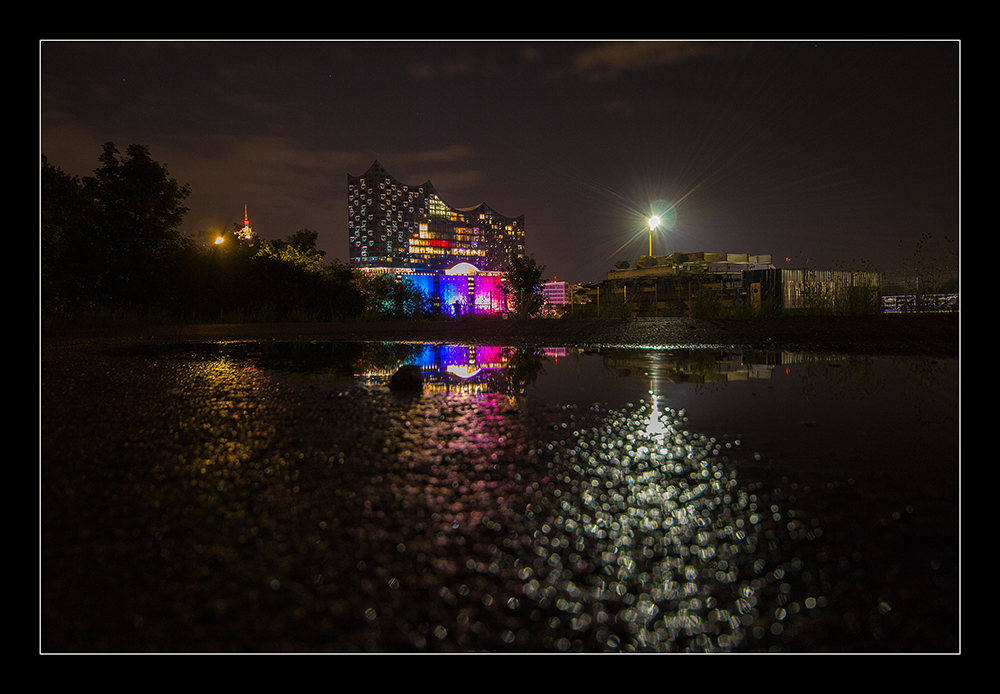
<box><xmin>542</xmin><ymin>280</ymin><xmax>567</xmax><ymax>305</ymax></box>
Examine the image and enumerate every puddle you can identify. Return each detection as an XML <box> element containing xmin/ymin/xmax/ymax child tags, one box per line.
<box><xmin>238</xmin><ymin>340</ymin><xmax>958</xmax><ymax>487</ymax></box>
<box><xmin>218</xmin><ymin>340</ymin><xmax>959</xmax><ymax>650</ymax></box>
<box><xmin>43</xmin><ymin>339</ymin><xmax>960</xmax><ymax>652</ymax></box>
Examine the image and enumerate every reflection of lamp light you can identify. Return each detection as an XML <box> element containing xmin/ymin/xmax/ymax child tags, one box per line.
<box><xmin>646</xmin><ymin>401</ymin><xmax>669</xmax><ymax>439</ymax></box>
<box><xmin>645</xmin><ymin>382</ymin><xmax>669</xmax><ymax>440</ymax></box>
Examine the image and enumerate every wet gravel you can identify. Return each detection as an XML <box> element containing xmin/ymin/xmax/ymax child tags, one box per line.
<box><xmin>40</xmin><ymin>316</ymin><xmax>959</xmax><ymax>653</ymax></box>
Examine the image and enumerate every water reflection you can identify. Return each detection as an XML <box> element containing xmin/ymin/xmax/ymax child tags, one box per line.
<box><xmin>602</xmin><ymin>348</ymin><xmax>792</xmax><ymax>384</ymax></box>
<box><xmin>74</xmin><ymin>340</ymin><xmax>956</xmax><ymax>652</ymax></box>
<box><xmin>264</xmin><ymin>342</ymin><xmax>954</xmax><ymax>651</ymax></box>
<box><xmin>213</xmin><ymin>342</ymin><xmax>854</xmax><ymax>650</ymax></box>
<box><xmin>499</xmin><ymin>400</ymin><xmax>795</xmax><ymax>651</ymax></box>
<box><xmin>352</xmin><ymin>343</ymin><xmax>544</xmax><ymax>397</ymax></box>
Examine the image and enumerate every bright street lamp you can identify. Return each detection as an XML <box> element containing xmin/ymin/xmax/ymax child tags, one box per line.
<box><xmin>647</xmin><ymin>215</ymin><xmax>661</xmax><ymax>256</ymax></box>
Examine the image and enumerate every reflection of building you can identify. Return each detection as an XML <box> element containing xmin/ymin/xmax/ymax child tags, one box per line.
<box><xmin>348</xmin><ymin>161</ymin><xmax>524</xmax><ymax>315</ymax></box>
<box><xmin>356</xmin><ymin>343</ymin><xmax>529</xmax><ymax>395</ymax></box>
<box><xmin>601</xmin><ymin>347</ymin><xmax>804</xmax><ymax>383</ymax></box>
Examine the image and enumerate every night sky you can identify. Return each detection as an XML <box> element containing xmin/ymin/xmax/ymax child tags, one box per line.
<box><xmin>40</xmin><ymin>40</ymin><xmax>960</xmax><ymax>284</ymax></box>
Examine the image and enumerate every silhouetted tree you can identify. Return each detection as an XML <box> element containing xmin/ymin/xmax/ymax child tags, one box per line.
<box><xmin>86</xmin><ymin>142</ymin><xmax>190</xmax><ymax>248</ymax></box>
<box><xmin>267</xmin><ymin>229</ymin><xmax>326</xmax><ymax>272</ymax></box>
<box><xmin>42</xmin><ymin>143</ymin><xmax>193</xmax><ymax>313</ymax></box>
<box><xmin>43</xmin><ymin>143</ymin><xmax>427</xmax><ymax>323</ymax></box>
<box><xmin>357</xmin><ymin>272</ymin><xmax>431</xmax><ymax>320</ymax></box>
<box><xmin>41</xmin><ymin>156</ymin><xmax>102</xmax><ymax>311</ymax></box>
<box><xmin>503</xmin><ymin>253</ymin><xmax>546</xmax><ymax>318</ymax></box>
<box><xmin>324</xmin><ymin>260</ymin><xmax>365</xmax><ymax>319</ymax></box>
<box><xmin>270</xmin><ymin>229</ymin><xmax>323</xmax><ymax>256</ymax></box>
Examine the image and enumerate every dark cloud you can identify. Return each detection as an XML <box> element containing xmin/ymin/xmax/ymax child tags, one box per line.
<box><xmin>571</xmin><ymin>40</ymin><xmax>727</xmax><ymax>80</ymax></box>
<box><xmin>40</xmin><ymin>40</ymin><xmax>960</xmax><ymax>282</ymax></box>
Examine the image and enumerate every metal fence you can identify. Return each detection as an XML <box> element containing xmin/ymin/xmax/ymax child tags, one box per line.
<box><xmin>881</xmin><ymin>293</ymin><xmax>959</xmax><ymax>313</ymax></box>
<box><xmin>744</xmin><ymin>269</ymin><xmax>882</xmax><ymax>315</ymax></box>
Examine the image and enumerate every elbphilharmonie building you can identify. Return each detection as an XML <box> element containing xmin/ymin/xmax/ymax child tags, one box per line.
<box><xmin>348</xmin><ymin>160</ymin><xmax>524</xmax><ymax>314</ymax></box>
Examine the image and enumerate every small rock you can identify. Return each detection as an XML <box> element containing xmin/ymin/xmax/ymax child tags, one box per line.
<box><xmin>389</xmin><ymin>364</ymin><xmax>424</xmax><ymax>391</ymax></box>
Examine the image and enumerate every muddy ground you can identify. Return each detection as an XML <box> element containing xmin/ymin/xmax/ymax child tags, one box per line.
<box><xmin>44</xmin><ymin>314</ymin><xmax>960</xmax><ymax>356</ymax></box>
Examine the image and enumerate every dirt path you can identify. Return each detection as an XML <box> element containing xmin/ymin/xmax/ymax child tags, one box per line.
<box><xmin>43</xmin><ymin>314</ymin><xmax>959</xmax><ymax>356</ymax></box>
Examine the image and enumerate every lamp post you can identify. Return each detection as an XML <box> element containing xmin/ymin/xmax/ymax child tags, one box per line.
<box><xmin>648</xmin><ymin>215</ymin><xmax>661</xmax><ymax>257</ymax></box>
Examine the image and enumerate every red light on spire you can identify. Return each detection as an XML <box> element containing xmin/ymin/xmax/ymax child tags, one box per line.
<box><xmin>236</xmin><ymin>204</ymin><xmax>254</xmax><ymax>240</ymax></box>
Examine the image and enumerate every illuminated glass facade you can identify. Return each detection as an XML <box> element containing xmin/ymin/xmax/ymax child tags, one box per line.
<box><xmin>348</xmin><ymin>160</ymin><xmax>524</xmax><ymax>315</ymax></box>
<box><xmin>348</xmin><ymin>160</ymin><xmax>524</xmax><ymax>272</ymax></box>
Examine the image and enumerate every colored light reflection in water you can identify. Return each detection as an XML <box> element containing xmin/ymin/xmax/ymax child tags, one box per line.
<box><xmin>65</xmin><ymin>341</ymin><xmax>954</xmax><ymax>652</ymax></box>
<box><xmin>356</xmin><ymin>343</ymin><xmax>510</xmax><ymax>394</ymax></box>
<box><xmin>335</xmin><ymin>343</ymin><xmax>828</xmax><ymax>650</ymax></box>
<box><xmin>337</xmin><ymin>343</ymin><xmax>956</xmax><ymax>651</ymax></box>
<box><xmin>501</xmin><ymin>400</ymin><xmax>775</xmax><ymax>651</ymax></box>
<box><xmin>324</xmin><ymin>381</ymin><xmax>776</xmax><ymax>652</ymax></box>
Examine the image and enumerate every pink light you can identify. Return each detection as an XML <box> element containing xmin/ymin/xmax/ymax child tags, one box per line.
<box><xmin>473</xmin><ymin>275</ymin><xmax>504</xmax><ymax>315</ymax></box>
